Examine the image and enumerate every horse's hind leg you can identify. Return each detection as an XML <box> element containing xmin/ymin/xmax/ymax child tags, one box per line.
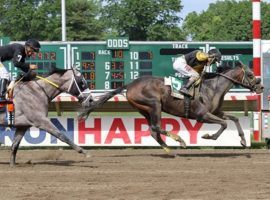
<box><xmin>138</xmin><ymin>110</ymin><xmax>171</xmax><ymax>153</ymax></box>
<box><xmin>138</xmin><ymin>98</ymin><xmax>186</xmax><ymax>152</ymax></box>
<box><xmin>158</xmin><ymin>130</ymin><xmax>186</xmax><ymax>148</ymax></box>
<box><xmin>145</xmin><ymin>101</ymin><xmax>186</xmax><ymax>148</ymax></box>
<box><xmin>10</xmin><ymin>126</ymin><xmax>29</xmax><ymax>167</ymax></box>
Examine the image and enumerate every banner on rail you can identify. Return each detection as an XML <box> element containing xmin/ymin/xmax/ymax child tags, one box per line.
<box><xmin>0</xmin><ymin>116</ymin><xmax>251</xmax><ymax>147</ymax></box>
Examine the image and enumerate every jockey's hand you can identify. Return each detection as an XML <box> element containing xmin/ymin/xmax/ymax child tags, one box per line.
<box><xmin>29</xmin><ymin>64</ymin><xmax>38</xmax><ymax>70</ymax></box>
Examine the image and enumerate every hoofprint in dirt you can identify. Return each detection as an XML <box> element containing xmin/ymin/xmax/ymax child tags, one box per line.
<box><xmin>0</xmin><ymin>149</ymin><xmax>269</xmax><ymax>200</ymax></box>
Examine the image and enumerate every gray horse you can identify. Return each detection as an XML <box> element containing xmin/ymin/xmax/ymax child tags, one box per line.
<box><xmin>0</xmin><ymin>67</ymin><xmax>91</xmax><ymax>166</ymax></box>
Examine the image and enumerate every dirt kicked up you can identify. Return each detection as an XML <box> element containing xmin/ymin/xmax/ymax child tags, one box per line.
<box><xmin>0</xmin><ymin>148</ymin><xmax>269</xmax><ymax>200</ymax></box>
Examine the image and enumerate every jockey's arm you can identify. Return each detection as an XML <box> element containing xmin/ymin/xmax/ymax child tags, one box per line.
<box><xmin>13</xmin><ymin>61</ymin><xmax>37</xmax><ymax>71</ymax></box>
<box><xmin>12</xmin><ymin>52</ymin><xmax>30</xmax><ymax>73</ymax></box>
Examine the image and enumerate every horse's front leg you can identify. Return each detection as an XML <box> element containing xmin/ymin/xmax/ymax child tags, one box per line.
<box><xmin>200</xmin><ymin>112</ymin><xmax>227</xmax><ymax>140</ymax></box>
<box><xmin>35</xmin><ymin>118</ymin><xmax>90</xmax><ymax>157</ymax></box>
<box><xmin>10</xmin><ymin>127</ymin><xmax>29</xmax><ymax>167</ymax></box>
<box><xmin>219</xmin><ymin>112</ymin><xmax>246</xmax><ymax>147</ymax></box>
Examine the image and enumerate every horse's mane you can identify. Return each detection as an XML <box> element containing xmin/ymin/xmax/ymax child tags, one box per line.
<box><xmin>216</xmin><ymin>65</ymin><xmax>233</xmax><ymax>73</ymax></box>
<box><xmin>203</xmin><ymin>64</ymin><xmax>234</xmax><ymax>79</ymax></box>
<box><xmin>47</xmin><ymin>66</ymin><xmax>67</xmax><ymax>76</ymax></box>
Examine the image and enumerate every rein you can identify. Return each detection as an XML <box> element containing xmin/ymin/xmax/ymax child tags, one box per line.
<box><xmin>35</xmin><ymin>75</ymin><xmax>62</xmax><ymax>100</ymax></box>
<box><xmin>215</xmin><ymin>68</ymin><xmax>253</xmax><ymax>90</ymax></box>
<box><xmin>36</xmin><ymin>75</ymin><xmax>59</xmax><ymax>88</ymax></box>
<box><xmin>36</xmin><ymin>69</ymin><xmax>90</xmax><ymax>103</ymax></box>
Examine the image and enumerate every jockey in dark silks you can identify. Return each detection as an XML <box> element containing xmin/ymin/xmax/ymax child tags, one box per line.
<box><xmin>173</xmin><ymin>49</ymin><xmax>222</xmax><ymax>97</ymax></box>
<box><xmin>0</xmin><ymin>39</ymin><xmax>40</xmax><ymax>101</ymax></box>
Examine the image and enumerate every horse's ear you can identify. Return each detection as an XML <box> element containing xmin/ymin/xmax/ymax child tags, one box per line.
<box><xmin>71</xmin><ymin>64</ymin><xmax>80</xmax><ymax>71</ymax></box>
<box><xmin>48</xmin><ymin>65</ymin><xmax>57</xmax><ymax>75</ymax></box>
<box><xmin>48</xmin><ymin>66</ymin><xmax>67</xmax><ymax>75</ymax></box>
<box><xmin>71</xmin><ymin>65</ymin><xmax>80</xmax><ymax>74</ymax></box>
<box><xmin>235</xmin><ymin>61</ymin><xmax>244</xmax><ymax>68</ymax></box>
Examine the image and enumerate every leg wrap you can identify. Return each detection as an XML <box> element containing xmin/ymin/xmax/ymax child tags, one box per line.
<box><xmin>184</xmin><ymin>96</ymin><xmax>191</xmax><ymax>118</ymax></box>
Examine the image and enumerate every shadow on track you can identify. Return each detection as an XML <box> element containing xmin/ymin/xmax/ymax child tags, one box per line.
<box><xmin>100</xmin><ymin>151</ymin><xmax>252</xmax><ymax>159</ymax></box>
<box><xmin>0</xmin><ymin>159</ymin><xmax>97</xmax><ymax>168</ymax></box>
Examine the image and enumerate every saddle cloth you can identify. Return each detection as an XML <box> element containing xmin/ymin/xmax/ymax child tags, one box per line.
<box><xmin>164</xmin><ymin>76</ymin><xmax>201</xmax><ymax>99</ymax></box>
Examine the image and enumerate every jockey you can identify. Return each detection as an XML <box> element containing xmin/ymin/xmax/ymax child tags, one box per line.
<box><xmin>173</xmin><ymin>48</ymin><xmax>221</xmax><ymax>97</ymax></box>
<box><xmin>0</xmin><ymin>39</ymin><xmax>40</xmax><ymax>101</ymax></box>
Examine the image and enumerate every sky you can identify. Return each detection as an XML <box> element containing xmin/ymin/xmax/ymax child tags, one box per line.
<box><xmin>180</xmin><ymin>0</ymin><xmax>270</xmax><ymax>19</ymax></box>
<box><xmin>180</xmin><ymin>0</ymin><xmax>218</xmax><ymax>19</ymax></box>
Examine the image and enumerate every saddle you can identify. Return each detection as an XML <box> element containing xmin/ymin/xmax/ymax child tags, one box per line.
<box><xmin>164</xmin><ymin>76</ymin><xmax>201</xmax><ymax>99</ymax></box>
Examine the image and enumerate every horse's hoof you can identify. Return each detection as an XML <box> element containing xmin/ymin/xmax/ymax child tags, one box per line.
<box><xmin>180</xmin><ymin>140</ymin><xmax>187</xmax><ymax>149</ymax></box>
<box><xmin>202</xmin><ymin>133</ymin><xmax>211</xmax><ymax>139</ymax></box>
<box><xmin>79</xmin><ymin>148</ymin><xmax>87</xmax><ymax>154</ymax></box>
<box><xmin>162</xmin><ymin>146</ymin><xmax>171</xmax><ymax>154</ymax></box>
<box><xmin>241</xmin><ymin>140</ymin><xmax>247</xmax><ymax>148</ymax></box>
<box><xmin>81</xmin><ymin>150</ymin><xmax>91</xmax><ymax>158</ymax></box>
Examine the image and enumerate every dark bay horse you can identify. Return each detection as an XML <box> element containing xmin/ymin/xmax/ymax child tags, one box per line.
<box><xmin>80</xmin><ymin>62</ymin><xmax>264</xmax><ymax>153</ymax></box>
<box><xmin>1</xmin><ymin>67</ymin><xmax>92</xmax><ymax>166</ymax></box>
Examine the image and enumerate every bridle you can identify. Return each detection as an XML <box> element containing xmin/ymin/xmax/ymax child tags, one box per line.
<box><xmin>67</xmin><ymin>68</ymin><xmax>85</xmax><ymax>100</ymax></box>
<box><xmin>67</xmin><ymin>67</ymin><xmax>93</xmax><ymax>104</ymax></box>
<box><xmin>216</xmin><ymin>66</ymin><xmax>256</xmax><ymax>91</ymax></box>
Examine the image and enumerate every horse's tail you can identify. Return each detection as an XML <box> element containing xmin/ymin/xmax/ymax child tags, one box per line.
<box><xmin>78</xmin><ymin>85</ymin><xmax>127</xmax><ymax>120</ymax></box>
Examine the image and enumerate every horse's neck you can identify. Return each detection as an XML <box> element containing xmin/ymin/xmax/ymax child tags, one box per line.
<box><xmin>200</xmin><ymin>70</ymin><xmax>236</xmax><ymax>100</ymax></box>
<box><xmin>36</xmin><ymin>74</ymin><xmax>63</xmax><ymax>100</ymax></box>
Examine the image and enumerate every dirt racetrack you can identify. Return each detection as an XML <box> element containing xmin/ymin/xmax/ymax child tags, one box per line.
<box><xmin>0</xmin><ymin>148</ymin><xmax>270</xmax><ymax>200</ymax></box>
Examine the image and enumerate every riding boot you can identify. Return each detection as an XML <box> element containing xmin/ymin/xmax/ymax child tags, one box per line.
<box><xmin>0</xmin><ymin>78</ymin><xmax>9</xmax><ymax>102</ymax></box>
<box><xmin>180</xmin><ymin>78</ymin><xmax>197</xmax><ymax>97</ymax></box>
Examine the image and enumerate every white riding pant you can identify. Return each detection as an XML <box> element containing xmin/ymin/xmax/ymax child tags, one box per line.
<box><xmin>173</xmin><ymin>56</ymin><xmax>200</xmax><ymax>78</ymax></box>
<box><xmin>0</xmin><ymin>62</ymin><xmax>11</xmax><ymax>80</ymax></box>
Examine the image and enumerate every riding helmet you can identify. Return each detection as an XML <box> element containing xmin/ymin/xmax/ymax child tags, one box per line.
<box><xmin>25</xmin><ymin>39</ymin><xmax>41</xmax><ymax>53</ymax></box>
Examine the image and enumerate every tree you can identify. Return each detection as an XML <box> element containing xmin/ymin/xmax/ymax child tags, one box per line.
<box><xmin>66</xmin><ymin>0</ymin><xmax>105</xmax><ymax>41</ymax></box>
<box><xmin>261</xmin><ymin>2</ymin><xmax>270</xmax><ymax>39</ymax></box>
<box><xmin>182</xmin><ymin>0</ymin><xmax>270</xmax><ymax>41</ymax></box>
<box><xmin>101</xmin><ymin>0</ymin><xmax>185</xmax><ymax>41</ymax></box>
<box><xmin>0</xmin><ymin>0</ymin><xmax>105</xmax><ymax>41</ymax></box>
<box><xmin>0</xmin><ymin>0</ymin><xmax>61</xmax><ymax>41</ymax></box>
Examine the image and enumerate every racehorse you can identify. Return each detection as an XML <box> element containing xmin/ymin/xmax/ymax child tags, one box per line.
<box><xmin>1</xmin><ymin>67</ymin><xmax>92</xmax><ymax>167</ymax></box>
<box><xmin>79</xmin><ymin>62</ymin><xmax>264</xmax><ymax>153</ymax></box>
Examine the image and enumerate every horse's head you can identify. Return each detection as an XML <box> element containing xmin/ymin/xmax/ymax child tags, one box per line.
<box><xmin>237</xmin><ymin>62</ymin><xmax>264</xmax><ymax>94</ymax></box>
<box><xmin>58</xmin><ymin>67</ymin><xmax>92</xmax><ymax>105</ymax></box>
